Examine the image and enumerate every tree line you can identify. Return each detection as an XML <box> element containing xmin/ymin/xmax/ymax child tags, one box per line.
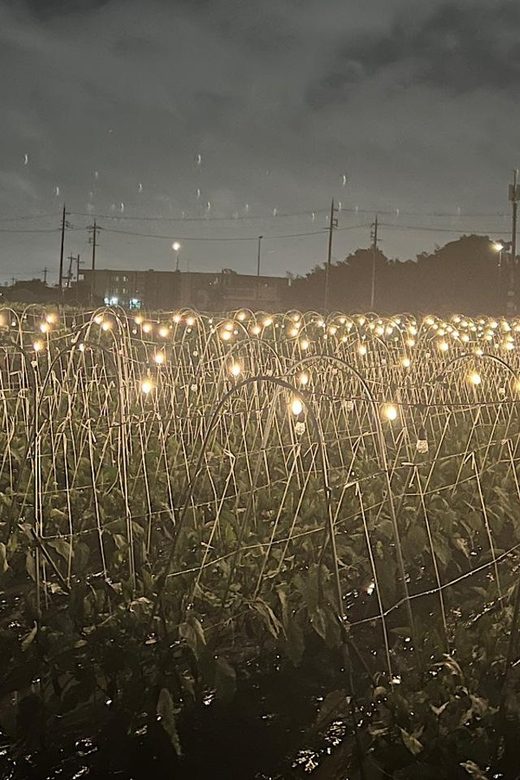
<box><xmin>287</xmin><ymin>234</ymin><xmax>514</xmax><ymax>315</ymax></box>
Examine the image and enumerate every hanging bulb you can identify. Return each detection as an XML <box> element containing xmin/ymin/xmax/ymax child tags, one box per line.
<box><xmin>416</xmin><ymin>426</ymin><xmax>428</xmax><ymax>454</ymax></box>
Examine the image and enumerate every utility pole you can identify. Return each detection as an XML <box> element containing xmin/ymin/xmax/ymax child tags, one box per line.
<box><xmin>67</xmin><ymin>254</ymin><xmax>79</xmax><ymax>288</ymax></box>
<box><xmin>508</xmin><ymin>170</ymin><xmax>519</xmax><ymax>315</ymax></box>
<box><xmin>256</xmin><ymin>235</ymin><xmax>263</xmax><ymax>301</ymax></box>
<box><xmin>370</xmin><ymin>215</ymin><xmax>379</xmax><ymax>311</ymax></box>
<box><xmin>323</xmin><ymin>199</ymin><xmax>338</xmax><ymax>312</ymax></box>
<box><xmin>76</xmin><ymin>255</ymin><xmax>82</xmax><ymax>284</ymax></box>
<box><xmin>58</xmin><ymin>204</ymin><xmax>69</xmax><ymax>299</ymax></box>
<box><xmin>42</xmin><ymin>267</ymin><xmax>48</xmax><ymax>285</ymax></box>
<box><xmin>88</xmin><ymin>222</ymin><xmax>100</xmax><ymax>306</ymax></box>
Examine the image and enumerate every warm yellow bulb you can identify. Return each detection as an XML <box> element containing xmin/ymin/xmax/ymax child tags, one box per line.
<box><xmin>39</xmin><ymin>322</ymin><xmax>49</xmax><ymax>333</ymax></box>
<box><xmin>251</xmin><ymin>325</ymin><xmax>261</xmax><ymax>336</ymax></box>
<box><xmin>186</xmin><ymin>317</ymin><xmax>195</xmax><ymax>327</ymax></box>
<box><xmin>158</xmin><ymin>327</ymin><xmax>169</xmax><ymax>338</ymax></box>
<box><xmin>154</xmin><ymin>352</ymin><xmax>165</xmax><ymax>365</ymax></box>
<box><xmin>401</xmin><ymin>357</ymin><xmax>411</xmax><ymax>368</ymax></box>
<box><xmin>237</xmin><ymin>311</ymin><xmax>246</xmax><ymax>322</ymax></box>
<box><xmin>220</xmin><ymin>329</ymin><xmax>232</xmax><ymax>341</ymax></box>
<box><xmin>229</xmin><ymin>362</ymin><xmax>241</xmax><ymax>377</ymax></box>
<box><xmin>263</xmin><ymin>318</ymin><xmax>272</xmax><ymax>327</ymax></box>
<box><xmin>142</xmin><ymin>323</ymin><xmax>152</xmax><ymax>334</ymax></box>
<box><xmin>298</xmin><ymin>372</ymin><xmax>309</xmax><ymax>386</ymax></box>
<box><xmin>135</xmin><ymin>315</ymin><xmax>143</xmax><ymax>325</ymax></box>
<box><xmin>141</xmin><ymin>379</ymin><xmax>153</xmax><ymax>394</ymax></box>
<box><xmin>173</xmin><ymin>314</ymin><xmax>181</xmax><ymax>324</ymax></box>
<box><xmin>469</xmin><ymin>371</ymin><xmax>481</xmax><ymax>386</ymax></box>
<box><xmin>289</xmin><ymin>327</ymin><xmax>299</xmax><ymax>338</ymax></box>
<box><xmin>300</xmin><ymin>338</ymin><xmax>309</xmax><ymax>350</ymax></box>
<box><xmin>382</xmin><ymin>404</ymin><xmax>398</xmax><ymax>421</ymax></box>
<box><xmin>358</xmin><ymin>344</ymin><xmax>367</xmax><ymax>356</ymax></box>
<box><xmin>290</xmin><ymin>397</ymin><xmax>303</xmax><ymax>416</ymax></box>
<box><xmin>33</xmin><ymin>340</ymin><xmax>44</xmax><ymax>352</ymax></box>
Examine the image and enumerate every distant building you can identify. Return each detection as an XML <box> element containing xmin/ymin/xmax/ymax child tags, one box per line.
<box><xmin>79</xmin><ymin>268</ymin><xmax>290</xmax><ymax>311</ymax></box>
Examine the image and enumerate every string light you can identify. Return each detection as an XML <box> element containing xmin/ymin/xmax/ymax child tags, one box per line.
<box><xmin>382</xmin><ymin>404</ymin><xmax>398</xmax><ymax>421</ymax></box>
<box><xmin>290</xmin><ymin>397</ymin><xmax>303</xmax><ymax>416</ymax></box>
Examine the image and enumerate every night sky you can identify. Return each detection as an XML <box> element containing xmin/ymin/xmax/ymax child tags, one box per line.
<box><xmin>1</xmin><ymin>0</ymin><xmax>519</xmax><ymax>283</ymax></box>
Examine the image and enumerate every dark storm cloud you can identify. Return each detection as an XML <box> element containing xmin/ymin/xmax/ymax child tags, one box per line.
<box><xmin>308</xmin><ymin>1</ymin><xmax>520</xmax><ymax>107</ymax></box>
<box><xmin>0</xmin><ymin>0</ymin><xmax>519</xmax><ymax>279</ymax></box>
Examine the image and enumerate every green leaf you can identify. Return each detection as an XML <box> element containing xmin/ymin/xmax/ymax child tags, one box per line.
<box><xmin>179</xmin><ymin>615</ymin><xmax>206</xmax><ymax>660</ymax></box>
<box><xmin>251</xmin><ymin>599</ymin><xmax>283</xmax><ymax>639</ymax></box>
<box><xmin>47</xmin><ymin>538</ymin><xmax>72</xmax><ymax>561</ymax></box>
<box><xmin>0</xmin><ymin>542</ymin><xmax>8</xmax><ymax>574</ymax></box>
<box><xmin>21</xmin><ymin>622</ymin><xmax>38</xmax><ymax>652</ymax></box>
<box><xmin>400</xmin><ymin>728</ymin><xmax>423</xmax><ymax>756</ymax></box>
<box><xmin>460</xmin><ymin>761</ymin><xmax>489</xmax><ymax>779</ymax></box>
<box><xmin>157</xmin><ymin>688</ymin><xmax>182</xmax><ymax>756</ymax></box>
<box><xmin>314</xmin><ymin>689</ymin><xmax>349</xmax><ymax>730</ymax></box>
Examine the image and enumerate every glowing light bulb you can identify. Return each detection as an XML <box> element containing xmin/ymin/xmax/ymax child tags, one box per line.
<box><xmin>135</xmin><ymin>315</ymin><xmax>143</xmax><ymax>325</ymax></box>
<box><xmin>438</xmin><ymin>341</ymin><xmax>449</xmax><ymax>352</ymax></box>
<box><xmin>229</xmin><ymin>362</ymin><xmax>241</xmax><ymax>377</ymax></box>
<box><xmin>141</xmin><ymin>379</ymin><xmax>153</xmax><ymax>394</ymax></box>
<box><xmin>300</xmin><ymin>338</ymin><xmax>309</xmax><ymax>350</ymax></box>
<box><xmin>220</xmin><ymin>329</ymin><xmax>232</xmax><ymax>341</ymax></box>
<box><xmin>263</xmin><ymin>318</ymin><xmax>272</xmax><ymax>327</ymax></box>
<box><xmin>142</xmin><ymin>323</ymin><xmax>152</xmax><ymax>334</ymax></box>
<box><xmin>251</xmin><ymin>325</ymin><xmax>261</xmax><ymax>336</ymax></box>
<box><xmin>469</xmin><ymin>371</ymin><xmax>481</xmax><ymax>386</ymax></box>
<box><xmin>401</xmin><ymin>357</ymin><xmax>411</xmax><ymax>368</ymax></box>
<box><xmin>237</xmin><ymin>311</ymin><xmax>246</xmax><ymax>322</ymax></box>
<box><xmin>298</xmin><ymin>372</ymin><xmax>309</xmax><ymax>386</ymax></box>
<box><xmin>39</xmin><ymin>322</ymin><xmax>49</xmax><ymax>333</ymax></box>
<box><xmin>358</xmin><ymin>344</ymin><xmax>367</xmax><ymax>356</ymax></box>
<box><xmin>173</xmin><ymin>314</ymin><xmax>181</xmax><ymax>324</ymax></box>
<box><xmin>101</xmin><ymin>320</ymin><xmax>111</xmax><ymax>331</ymax></box>
<box><xmin>154</xmin><ymin>352</ymin><xmax>165</xmax><ymax>365</ymax></box>
<box><xmin>33</xmin><ymin>340</ymin><xmax>44</xmax><ymax>352</ymax></box>
<box><xmin>290</xmin><ymin>397</ymin><xmax>303</xmax><ymax>416</ymax></box>
<box><xmin>186</xmin><ymin>317</ymin><xmax>195</xmax><ymax>327</ymax></box>
<box><xmin>158</xmin><ymin>327</ymin><xmax>169</xmax><ymax>338</ymax></box>
<box><xmin>382</xmin><ymin>404</ymin><xmax>398</xmax><ymax>421</ymax></box>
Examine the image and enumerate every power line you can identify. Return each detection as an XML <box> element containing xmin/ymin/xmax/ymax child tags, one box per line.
<box><xmin>0</xmin><ymin>211</ymin><xmax>60</xmax><ymax>223</ymax></box>
<box><xmin>379</xmin><ymin>222</ymin><xmax>504</xmax><ymax>234</ymax></box>
<box><xmin>0</xmin><ymin>227</ymin><xmax>60</xmax><ymax>234</ymax></box>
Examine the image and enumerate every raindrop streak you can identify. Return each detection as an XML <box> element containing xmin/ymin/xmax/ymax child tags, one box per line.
<box><xmin>342</xmin><ymin>174</ymin><xmax>347</xmax><ymax>187</ymax></box>
<box><xmin>138</xmin><ymin>183</ymin><xmax>143</xmax><ymax>193</ymax></box>
<box><xmin>196</xmin><ymin>153</ymin><xmax>202</xmax><ymax>166</ymax></box>
<box><xmin>55</xmin><ymin>186</ymin><xmax>60</xmax><ymax>197</ymax></box>
<box><xmin>23</xmin><ymin>154</ymin><xmax>29</xmax><ymax>166</ymax></box>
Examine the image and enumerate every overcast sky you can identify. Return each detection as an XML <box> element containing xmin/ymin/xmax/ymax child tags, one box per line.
<box><xmin>0</xmin><ymin>0</ymin><xmax>519</xmax><ymax>283</ymax></box>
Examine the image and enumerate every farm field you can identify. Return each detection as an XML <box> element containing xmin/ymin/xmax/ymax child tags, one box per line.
<box><xmin>1</xmin><ymin>306</ymin><xmax>520</xmax><ymax>779</ymax></box>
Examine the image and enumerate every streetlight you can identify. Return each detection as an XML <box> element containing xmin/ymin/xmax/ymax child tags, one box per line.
<box><xmin>172</xmin><ymin>242</ymin><xmax>181</xmax><ymax>272</ymax></box>
<box><xmin>492</xmin><ymin>240</ymin><xmax>510</xmax><ymax>313</ymax></box>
